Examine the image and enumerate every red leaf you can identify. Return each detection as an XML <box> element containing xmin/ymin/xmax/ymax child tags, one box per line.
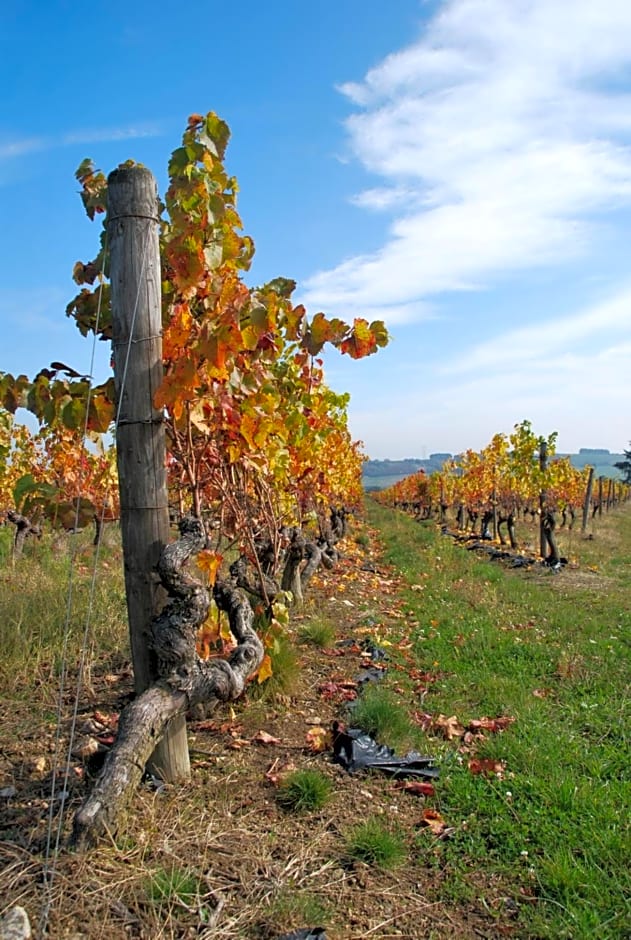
<box><xmin>393</xmin><ymin>781</ymin><xmax>435</xmax><ymax>797</ymax></box>
<box><xmin>467</xmin><ymin>758</ymin><xmax>506</xmax><ymax>778</ymax></box>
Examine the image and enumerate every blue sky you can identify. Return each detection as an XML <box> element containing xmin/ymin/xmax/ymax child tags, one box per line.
<box><xmin>2</xmin><ymin>0</ymin><xmax>631</xmax><ymax>459</ymax></box>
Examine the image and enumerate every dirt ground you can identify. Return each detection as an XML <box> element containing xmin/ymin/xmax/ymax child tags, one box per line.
<box><xmin>0</xmin><ymin>524</ymin><xmax>523</xmax><ymax>939</ymax></box>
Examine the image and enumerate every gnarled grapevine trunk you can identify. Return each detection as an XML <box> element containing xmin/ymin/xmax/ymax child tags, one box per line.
<box><xmin>73</xmin><ymin>517</ymin><xmax>263</xmax><ymax>847</ymax></box>
<box><xmin>6</xmin><ymin>510</ymin><xmax>41</xmax><ymax>557</ymax></box>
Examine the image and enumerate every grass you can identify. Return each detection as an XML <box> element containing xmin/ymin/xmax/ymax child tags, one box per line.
<box><xmin>0</xmin><ymin>528</ymin><xmax>128</xmax><ymax>700</ymax></box>
<box><xmin>276</xmin><ymin>769</ymin><xmax>332</xmax><ymax>812</ymax></box>
<box><xmin>1</xmin><ymin>503</ymin><xmax>630</xmax><ymax>937</ymax></box>
<box><xmin>253</xmin><ymin>633</ymin><xmax>301</xmax><ymax>700</ymax></box>
<box><xmin>349</xmin><ymin>683</ymin><xmax>415</xmax><ymax>748</ymax></box>
<box><xmin>345</xmin><ymin>816</ymin><xmax>407</xmax><ymax>869</ymax></box>
<box><xmin>366</xmin><ymin>498</ymin><xmax>631</xmax><ymax>938</ymax></box>
<box><xmin>297</xmin><ymin>616</ymin><xmax>337</xmax><ymax>648</ymax></box>
<box><xmin>259</xmin><ymin>886</ymin><xmax>329</xmax><ymax>938</ymax></box>
<box><xmin>146</xmin><ymin>865</ymin><xmax>201</xmax><ymax>907</ymax></box>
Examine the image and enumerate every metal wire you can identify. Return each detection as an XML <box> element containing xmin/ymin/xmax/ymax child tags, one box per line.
<box><xmin>38</xmin><ymin>219</ymin><xmax>156</xmax><ymax>935</ymax></box>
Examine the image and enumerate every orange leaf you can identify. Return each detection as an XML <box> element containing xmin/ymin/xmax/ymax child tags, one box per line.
<box><xmin>468</xmin><ymin>716</ymin><xmax>515</xmax><ymax>734</ymax></box>
<box><xmin>393</xmin><ymin>781</ymin><xmax>436</xmax><ymax>798</ymax></box>
<box><xmin>418</xmin><ymin>808</ymin><xmax>448</xmax><ymax>835</ymax></box>
<box><xmin>305</xmin><ymin>726</ymin><xmax>331</xmax><ymax>752</ymax></box>
<box><xmin>196</xmin><ymin>549</ymin><xmax>223</xmax><ymax>586</ymax></box>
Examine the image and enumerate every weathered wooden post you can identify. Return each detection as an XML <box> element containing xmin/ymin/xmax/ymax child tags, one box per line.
<box><xmin>108</xmin><ymin>165</ymin><xmax>190</xmax><ymax>782</ymax></box>
<box><xmin>539</xmin><ymin>439</ymin><xmax>548</xmax><ymax>558</ymax></box>
<box><xmin>581</xmin><ymin>466</ymin><xmax>595</xmax><ymax>535</ymax></box>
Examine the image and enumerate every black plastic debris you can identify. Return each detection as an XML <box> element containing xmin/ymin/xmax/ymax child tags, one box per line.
<box><xmin>355</xmin><ymin>666</ymin><xmax>387</xmax><ymax>689</ymax></box>
<box><xmin>361</xmin><ymin>637</ymin><xmax>389</xmax><ymax>661</ymax></box>
<box><xmin>274</xmin><ymin>930</ymin><xmax>327</xmax><ymax>940</ymax></box>
<box><xmin>332</xmin><ymin>722</ymin><xmax>439</xmax><ymax>780</ymax></box>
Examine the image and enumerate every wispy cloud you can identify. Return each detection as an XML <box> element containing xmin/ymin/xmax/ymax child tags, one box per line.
<box><xmin>61</xmin><ymin>123</ymin><xmax>162</xmax><ymax>146</ymax></box>
<box><xmin>443</xmin><ymin>286</ymin><xmax>631</xmax><ymax>373</ymax></box>
<box><xmin>0</xmin><ymin>122</ymin><xmax>162</xmax><ymax>164</ymax></box>
<box><xmin>346</xmin><ymin>335</ymin><xmax>631</xmax><ymax>456</ymax></box>
<box><xmin>302</xmin><ymin>0</ymin><xmax>631</xmax><ymax>323</ymax></box>
<box><xmin>0</xmin><ymin>138</ymin><xmax>46</xmax><ymax>159</ymax></box>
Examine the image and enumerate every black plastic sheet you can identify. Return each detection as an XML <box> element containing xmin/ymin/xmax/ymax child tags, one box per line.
<box><xmin>275</xmin><ymin>930</ymin><xmax>327</xmax><ymax>940</ymax></box>
<box><xmin>332</xmin><ymin>723</ymin><xmax>439</xmax><ymax>779</ymax></box>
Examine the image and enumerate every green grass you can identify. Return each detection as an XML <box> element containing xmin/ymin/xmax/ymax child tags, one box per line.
<box><xmin>276</xmin><ymin>769</ymin><xmax>332</xmax><ymax>812</ymax></box>
<box><xmin>349</xmin><ymin>683</ymin><xmax>416</xmax><ymax>748</ymax></box>
<box><xmin>253</xmin><ymin>633</ymin><xmax>301</xmax><ymax>700</ymax></box>
<box><xmin>259</xmin><ymin>886</ymin><xmax>330</xmax><ymax>937</ymax></box>
<box><xmin>146</xmin><ymin>866</ymin><xmax>201</xmax><ymax>907</ymax></box>
<box><xmin>365</xmin><ymin>498</ymin><xmax>631</xmax><ymax>938</ymax></box>
<box><xmin>0</xmin><ymin>529</ymin><xmax>128</xmax><ymax>698</ymax></box>
<box><xmin>345</xmin><ymin>816</ymin><xmax>407</xmax><ymax>869</ymax></box>
<box><xmin>298</xmin><ymin>616</ymin><xmax>337</xmax><ymax>648</ymax></box>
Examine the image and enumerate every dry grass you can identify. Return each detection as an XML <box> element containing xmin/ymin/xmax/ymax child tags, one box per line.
<box><xmin>2</xmin><ymin>504</ymin><xmax>629</xmax><ymax>938</ymax></box>
<box><xmin>0</xmin><ymin>527</ymin><xmax>502</xmax><ymax>939</ymax></box>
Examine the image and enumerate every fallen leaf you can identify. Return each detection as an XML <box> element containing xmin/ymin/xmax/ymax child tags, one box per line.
<box><xmin>305</xmin><ymin>726</ymin><xmax>331</xmax><ymax>752</ymax></box>
<box><xmin>412</xmin><ymin>710</ymin><xmax>434</xmax><ymax>732</ymax></box>
<box><xmin>392</xmin><ymin>780</ymin><xmax>435</xmax><ymax>797</ymax></box>
<box><xmin>252</xmin><ymin>730</ymin><xmax>281</xmax><ymax>746</ymax></box>
<box><xmin>71</xmin><ymin>737</ymin><xmax>100</xmax><ymax>760</ymax></box>
<box><xmin>468</xmin><ymin>716</ymin><xmax>515</xmax><ymax>734</ymax></box>
<box><xmin>468</xmin><ymin>757</ymin><xmax>506</xmax><ymax>778</ymax></box>
<box><xmin>264</xmin><ymin>758</ymin><xmax>297</xmax><ymax>786</ymax></box>
<box><xmin>318</xmin><ymin>680</ymin><xmax>358</xmax><ymax>702</ymax></box>
<box><xmin>433</xmin><ymin>714</ymin><xmax>465</xmax><ymax>740</ymax></box>
<box><xmin>418</xmin><ymin>807</ymin><xmax>448</xmax><ymax>835</ymax></box>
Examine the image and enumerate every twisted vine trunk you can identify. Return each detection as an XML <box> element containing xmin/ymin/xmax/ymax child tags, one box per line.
<box><xmin>73</xmin><ymin>518</ymin><xmax>263</xmax><ymax>847</ymax></box>
<box><xmin>6</xmin><ymin>510</ymin><xmax>41</xmax><ymax>557</ymax></box>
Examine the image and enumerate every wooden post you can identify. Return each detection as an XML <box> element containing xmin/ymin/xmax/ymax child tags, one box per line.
<box><xmin>597</xmin><ymin>476</ymin><xmax>604</xmax><ymax>517</ymax></box>
<box><xmin>581</xmin><ymin>467</ymin><xmax>595</xmax><ymax>534</ymax></box>
<box><xmin>108</xmin><ymin>165</ymin><xmax>190</xmax><ymax>782</ymax></box>
<box><xmin>539</xmin><ymin>440</ymin><xmax>548</xmax><ymax>558</ymax></box>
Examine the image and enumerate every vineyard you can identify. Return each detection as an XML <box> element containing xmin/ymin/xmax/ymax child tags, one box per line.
<box><xmin>0</xmin><ymin>112</ymin><xmax>630</xmax><ymax>940</ymax></box>
<box><xmin>375</xmin><ymin>421</ymin><xmax>630</xmax><ymax>566</ymax></box>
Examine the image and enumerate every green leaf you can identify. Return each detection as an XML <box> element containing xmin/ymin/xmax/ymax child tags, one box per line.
<box><xmin>13</xmin><ymin>475</ymin><xmax>57</xmax><ymax>512</ymax></box>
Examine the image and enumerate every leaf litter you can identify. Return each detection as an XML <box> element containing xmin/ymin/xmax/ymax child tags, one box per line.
<box><xmin>0</xmin><ymin>521</ymin><xmax>521</xmax><ymax>939</ymax></box>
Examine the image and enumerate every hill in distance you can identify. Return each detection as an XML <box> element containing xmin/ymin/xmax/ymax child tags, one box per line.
<box><xmin>363</xmin><ymin>448</ymin><xmax>625</xmax><ymax>491</ymax></box>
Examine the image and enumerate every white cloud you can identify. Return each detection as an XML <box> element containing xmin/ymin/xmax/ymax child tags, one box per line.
<box><xmin>61</xmin><ymin>123</ymin><xmax>162</xmax><ymax>146</ymax></box>
<box><xmin>443</xmin><ymin>287</ymin><xmax>631</xmax><ymax>373</ymax></box>
<box><xmin>303</xmin><ymin>0</ymin><xmax>631</xmax><ymax>323</ymax></box>
<box><xmin>0</xmin><ymin>123</ymin><xmax>162</xmax><ymax>164</ymax></box>
<box><xmin>0</xmin><ymin>138</ymin><xmax>46</xmax><ymax>159</ymax></box>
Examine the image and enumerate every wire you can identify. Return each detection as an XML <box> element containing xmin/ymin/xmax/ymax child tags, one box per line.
<box><xmin>38</xmin><ymin>218</ymin><xmax>156</xmax><ymax>936</ymax></box>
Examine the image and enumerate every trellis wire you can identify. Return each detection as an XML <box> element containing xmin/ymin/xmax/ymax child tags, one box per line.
<box><xmin>38</xmin><ymin>220</ymin><xmax>155</xmax><ymax>936</ymax></box>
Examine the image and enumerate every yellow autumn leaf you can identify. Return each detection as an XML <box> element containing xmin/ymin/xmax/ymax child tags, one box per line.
<box><xmin>256</xmin><ymin>653</ymin><xmax>274</xmax><ymax>684</ymax></box>
<box><xmin>197</xmin><ymin>549</ymin><xmax>223</xmax><ymax>586</ymax></box>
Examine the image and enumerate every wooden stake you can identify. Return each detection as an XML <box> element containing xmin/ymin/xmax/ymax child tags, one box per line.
<box><xmin>581</xmin><ymin>466</ymin><xmax>595</xmax><ymax>535</ymax></box>
<box><xmin>108</xmin><ymin>165</ymin><xmax>190</xmax><ymax>782</ymax></box>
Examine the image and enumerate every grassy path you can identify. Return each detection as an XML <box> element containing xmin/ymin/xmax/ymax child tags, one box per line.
<box><xmin>367</xmin><ymin>499</ymin><xmax>631</xmax><ymax>938</ymax></box>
